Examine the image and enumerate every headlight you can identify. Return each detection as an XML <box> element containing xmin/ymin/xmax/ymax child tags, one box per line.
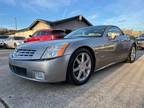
<box><xmin>41</xmin><ymin>43</ymin><xmax>69</xmax><ymax>59</ymax></box>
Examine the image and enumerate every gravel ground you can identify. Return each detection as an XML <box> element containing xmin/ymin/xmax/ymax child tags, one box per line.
<box><xmin>0</xmin><ymin>49</ymin><xmax>144</xmax><ymax>108</ymax></box>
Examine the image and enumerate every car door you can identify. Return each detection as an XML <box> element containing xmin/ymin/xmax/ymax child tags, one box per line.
<box><xmin>106</xmin><ymin>26</ymin><xmax>129</xmax><ymax>62</ymax></box>
<box><xmin>116</xmin><ymin>34</ymin><xmax>131</xmax><ymax>60</ymax></box>
<box><xmin>95</xmin><ymin>27</ymin><xmax>121</xmax><ymax>69</ymax></box>
<box><xmin>6</xmin><ymin>37</ymin><xmax>13</xmax><ymax>47</ymax></box>
<box><xmin>104</xmin><ymin>26</ymin><xmax>123</xmax><ymax>63</ymax></box>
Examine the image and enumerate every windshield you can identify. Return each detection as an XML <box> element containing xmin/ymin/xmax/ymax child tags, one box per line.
<box><xmin>65</xmin><ymin>26</ymin><xmax>106</xmax><ymax>38</ymax></box>
<box><xmin>0</xmin><ymin>35</ymin><xmax>9</xmax><ymax>39</ymax></box>
<box><xmin>14</xmin><ymin>37</ymin><xmax>25</xmax><ymax>40</ymax></box>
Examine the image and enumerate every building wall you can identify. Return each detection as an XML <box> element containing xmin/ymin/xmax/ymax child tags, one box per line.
<box><xmin>53</xmin><ymin>20</ymin><xmax>89</xmax><ymax>30</ymax></box>
<box><xmin>15</xmin><ymin>30</ymin><xmax>33</xmax><ymax>37</ymax></box>
<box><xmin>31</xmin><ymin>22</ymin><xmax>51</xmax><ymax>33</ymax></box>
<box><xmin>15</xmin><ymin>22</ymin><xmax>52</xmax><ymax>37</ymax></box>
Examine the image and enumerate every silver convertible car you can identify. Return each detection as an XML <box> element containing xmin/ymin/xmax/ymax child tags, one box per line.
<box><xmin>9</xmin><ymin>25</ymin><xmax>137</xmax><ymax>85</ymax></box>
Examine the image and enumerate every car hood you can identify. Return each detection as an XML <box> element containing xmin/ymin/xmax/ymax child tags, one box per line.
<box><xmin>17</xmin><ymin>37</ymin><xmax>87</xmax><ymax>49</ymax></box>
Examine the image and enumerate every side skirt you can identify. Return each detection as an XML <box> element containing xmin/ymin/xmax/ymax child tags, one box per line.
<box><xmin>94</xmin><ymin>61</ymin><xmax>120</xmax><ymax>72</ymax></box>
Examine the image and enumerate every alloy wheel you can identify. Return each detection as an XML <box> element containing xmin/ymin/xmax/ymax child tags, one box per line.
<box><xmin>72</xmin><ymin>52</ymin><xmax>92</xmax><ymax>82</ymax></box>
<box><xmin>130</xmin><ymin>47</ymin><xmax>136</xmax><ymax>61</ymax></box>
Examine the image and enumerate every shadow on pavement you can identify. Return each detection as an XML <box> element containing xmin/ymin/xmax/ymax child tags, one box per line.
<box><xmin>136</xmin><ymin>50</ymin><xmax>144</xmax><ymax>60</ymax></box>
<box><xmin>0</xmin><ymin>97</ymin><xmax>9</xmax><ymax>108</ymax></box>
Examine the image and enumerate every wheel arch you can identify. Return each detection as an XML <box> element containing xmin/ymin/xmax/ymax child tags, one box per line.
<box><xmin>128</xmin><ymin>41</ymin><xmax>137</xmax><ymax>52</ymax></box>
<box><xmin>133</xmin><ymin>42</ymin><xmax>137</xmax><ymax>49</ymax></box>
<box><xmin>72</xmin><ymin>46</ymin><xmax>95</xmax><ymax>66</ymax></box>
<box><xmin>66</xmin><ymin>46</ymin><xmax>96</xmax><ymax>80</ymax></box>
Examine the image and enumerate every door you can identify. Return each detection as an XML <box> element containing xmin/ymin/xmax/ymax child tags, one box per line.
<box><xmin>105</xmin><ymin>26</ymin><xmax>126</xmax><ymax>62</ymax></box>
<box><xmin>7</xmin><ymin>37</ymin><xmax>14</xmax><ymax>47</ymax></box>
<box><xmin>116</xmin><ymin>35</ymin><xmax>131</xmax><ymax>59</ymax></box>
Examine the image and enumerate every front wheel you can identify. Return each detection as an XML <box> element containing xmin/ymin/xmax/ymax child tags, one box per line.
<box><xmin>3</xmin><ymin>43</ymin><xmax>7</xmax><ymax>49</ymax></box>
<box><xmin>14</xmin><ymin>43</ymin><xmax>17</xmax><ymax>48</ymax></box>
<box><xmin>126</xmin><ymin>45</ymin><xmax>136</xmax><ymax>63</ymax></box>
<box><xmin>67</xmin><ymin>48</ymin><xmax>94</xmax><ymax>85</ymax></box>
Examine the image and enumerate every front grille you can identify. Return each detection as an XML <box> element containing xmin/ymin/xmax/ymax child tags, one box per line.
<box><xmin>10</xmin><ymin>64</ymin><xmax>27</xmax><ymax>76</ymax></box>
<box><xmin>13</xmin><ymin>49</ymin><xmax>36</xmax><ymax>57</ymax></box>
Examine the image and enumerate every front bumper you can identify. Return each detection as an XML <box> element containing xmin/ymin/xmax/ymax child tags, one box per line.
<box><xmin>9</xmin><ymin>54</ymin><xmax>71</xmax><ymax>82</ymax></box>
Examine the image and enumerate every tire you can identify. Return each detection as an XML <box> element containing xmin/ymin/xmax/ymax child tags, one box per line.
<box><xmin>14</xmin><ymin>43</ymin><xmax>17</xmax><ymax>48</ymax></box>
<box><xmin>126</xmin><ymin>45</ymin><xmax>136</xmax><ymax>63</ymax></box>
<box><xmin>3</xmin><ymin>43</ymin><xmax>7</xmax><ymax>49</ymax></box>
<box><xmin>67</xmin><ymin>48</ymin><xmax>94</xmax><ymax>85</ymax></box>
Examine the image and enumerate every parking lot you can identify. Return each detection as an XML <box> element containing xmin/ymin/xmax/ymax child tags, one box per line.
<box><xmin>0</xmin><ymin>49</ymin><xmax>144</xmax><ymax>108</ymax></box>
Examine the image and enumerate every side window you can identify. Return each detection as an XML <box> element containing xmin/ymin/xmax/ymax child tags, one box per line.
<box><xmin>52</xmin><ymin>31</ymin><xmax>66</xmax><ymax>38</ymax></box>
<box><xmin>107</xmin><ymin>27</ymin><xmax>122</xmax><ymax>39</ymax></box>
<box><xmin>40</xmin><ymin>31</ymin><xmax>47</xmax><ymax>35</ymax></box>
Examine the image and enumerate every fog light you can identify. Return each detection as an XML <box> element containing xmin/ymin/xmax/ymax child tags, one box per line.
<box><xmin>35</xmin><ymin>72</ymin><xmax>45</xmax><ymax>80</ymax></box>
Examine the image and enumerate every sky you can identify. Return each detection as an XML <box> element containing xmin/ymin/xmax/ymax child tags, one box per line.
<box><xmin>0</xmin><ymin>0</ymin><xmax>144</xmax><ymax>30</ymax></box>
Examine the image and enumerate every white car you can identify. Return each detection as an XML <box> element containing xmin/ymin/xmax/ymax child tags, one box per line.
<box><xmin>0</xmin><ymin>35</ymin><xmax>10</xmax><ymax>47</ymax></box>
<box><xmin>4</xmin><ymin>36</ymin><xmax>25</xmax><ymax>48</ymax></box>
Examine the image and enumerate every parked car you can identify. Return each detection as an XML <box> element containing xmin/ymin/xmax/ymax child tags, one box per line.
<box><xmin>4</xmin><ymin>36</ymin><xmax>25</xmax><ymax>48</ymax></box>
<box><xmin>136</xmin><ymin>34</ymin><xmax>144</xmax><ymax>49</ymax></box>
<box><xmin>0</xmin><ymin>35</ymin><xmax>10</xmax><ymax>47</ymax></box>
<box><xmin>24</xmin><ymin>29</ymin><xmax>66</xmax><ymax>43</ymax></box>
<box><xmin>9</xmin><ymin>25</ymin><xmax>137</xmax><ymax>85</ymax></box>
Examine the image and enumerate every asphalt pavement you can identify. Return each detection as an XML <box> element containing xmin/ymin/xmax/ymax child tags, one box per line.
<box><xmin>0</xmin><ymin>48</ymin><xmax>144</xmax><ymax>108</ymax></box>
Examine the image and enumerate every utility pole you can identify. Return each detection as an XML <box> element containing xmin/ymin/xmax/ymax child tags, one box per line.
<box><xmin>14</xmin><ymin>17</ymin><xmax>17</xmax><ymax>30</ymax></box>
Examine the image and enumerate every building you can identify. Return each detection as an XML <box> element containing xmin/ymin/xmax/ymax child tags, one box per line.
<box><xmin>15</xmin><ymin>15</ymin><xmax>92</xmax><ymax>37</ymax></box>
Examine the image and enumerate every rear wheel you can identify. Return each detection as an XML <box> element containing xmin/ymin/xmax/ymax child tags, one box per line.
<box><xmin>67</xmin><ymin>48</ymin><xmax>94</xmax><ymax>85</ymax></box>
<box><xmin>126</xmin><ymin>45</ymin><xmax>136</xmax><ymax>63</ymax></box>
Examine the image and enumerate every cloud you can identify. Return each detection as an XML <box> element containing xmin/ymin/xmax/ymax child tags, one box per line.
<box><xmin>104</xmin><ymin>9</ymin><xmax>144</xmax><ymax>24</ymax></box>
<box><xmin>69</xmin><ymin>10</ymin><xmax>82</xmax><ymax>16</ymax></box>
<box><xmin>104</xmin><ymin>10</ymin><xmax>144</xmax><ymax>30</ymax></box>
<box><xmin>17</xmin><ymin>0</ymin><xmax>76</xmax><ymax>14</ymax></box>
<box><xmin>0</xmin><ymin>0</ymin><xmax>16</xmax><ymax>5</ymax></box>
<box><xmin>118</xmin><ymin>19</ymin><xmax>127</xmax><ymax>23</ymax></box>
<box><xmin>88</xmin><ymin>14</ymin><xmax>97</xmax><ymax>20</ymax></box>
<box><xmin>87</xmin><ymin>14</ymin><xmax>98</xmax><ymax>25</ymax></box>
<box><xmin>104</xmin><ymin>0</ymin><xmax>144</xmax><ymax>15</ymax></box>
<box><xmin>21</xmin><ymin>0</ymin><xmax>72</xmax><ymax>11</ymax></box>
<box><xmin>62</xmin><ymin>8</ymin><xmax>68</xmax><ymax>18</ymax></box>
<box><xmin>104</xmin><ymin>15</ymin><xmax>129</xmax><ymax>24</ymax></box>
<box><xmin>0</xmin><ymin>0</ymin><xmax>73</xmax><ymax>8</ymax></box>
<box><xmin>130</xmin><ymin>22</ymin><xmax>144</xmax><ymax>26</ymax></box>
<box><xmin>30</xmin><ymin>0</ymin><xmax>71</xmax><ymax>8</ymax></box>
<box><xmin>0</xmin><ymin>0</ymin><xmax>74</xmax><ymax>13</ymax></box>
<box><xmin>0</xmin><ymin>13</ymin><xmax>8</xmax><ymax>16</ymax></box>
